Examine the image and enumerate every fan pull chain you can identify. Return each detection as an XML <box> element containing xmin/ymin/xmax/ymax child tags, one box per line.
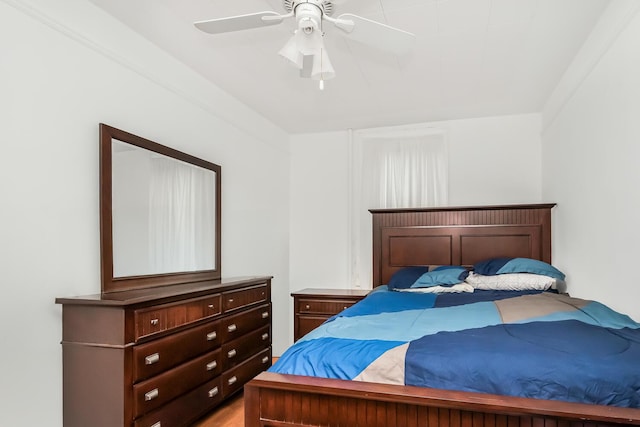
<box><xmin>319</xmin><ymin>45</ymin><xmax>325</xmax><ymax>90</ymax></box>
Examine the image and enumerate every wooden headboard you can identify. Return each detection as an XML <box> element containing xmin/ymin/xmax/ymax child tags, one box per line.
<box><xmin>370</xmin><ymin>203</ymin><xmax>556</xmax><ymax>286</ymax></box>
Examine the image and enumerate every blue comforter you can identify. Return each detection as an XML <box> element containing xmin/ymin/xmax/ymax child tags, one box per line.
<box><xmin>270</xmin><ymin>287</ymin><xmax>640</xmax><ymax>408</ymax></box>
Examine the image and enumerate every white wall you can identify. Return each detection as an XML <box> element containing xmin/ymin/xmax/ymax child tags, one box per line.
<box><xmin>289</xmin><ymin>131</ymin><xmax>352</xmax><ymax>285</ymax></box>
<box><xmin>541</xmin><ymin>4</ymin><xmax>640</xmax><ymax>321</ymax></box>
<box><xmin>288</xmin><ymin>114</ymin><xmax>543</xmax><ymax>302</ymax></box>
<box><xmin>0</xmin><ymin>1</ymin><xmax>289</xmax><ymax>426</ymax></box>
<box><xmin>447</xmin><ymin>114</ymin><xmax>542</xmax><ymax>206</ymax></box>
<box><xmin>288</xmin><ymin>131</ymin><xmax>351</xmax><ymax>345</ymax></box>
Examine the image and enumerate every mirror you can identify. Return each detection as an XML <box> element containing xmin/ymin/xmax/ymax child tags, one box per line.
<box><xmin>100</xmin><ymin>124</ymin><xmax>221</xmax><ymax>294</ymax></box>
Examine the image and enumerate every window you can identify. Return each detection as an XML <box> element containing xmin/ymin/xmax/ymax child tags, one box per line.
<box><xmin>349</xmin><ymin>125</ymin><xmax>449</xmax><ymax>288</ymax></box>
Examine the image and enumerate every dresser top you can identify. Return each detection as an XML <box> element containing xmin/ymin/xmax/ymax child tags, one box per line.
<box><xmin>56</xmin><ymin>276</ymin><xmax>272</xmax><ymax>307</ymax></box>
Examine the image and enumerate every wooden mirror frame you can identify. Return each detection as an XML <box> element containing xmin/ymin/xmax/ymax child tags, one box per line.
<box><xmin>99</xmin><ymin>124</ymin><xmax>221</xmax><ymax>294</ymax></box>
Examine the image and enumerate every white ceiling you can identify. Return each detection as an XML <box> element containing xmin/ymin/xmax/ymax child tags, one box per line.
<box><xmin>88</xmin><ymin>0</ymin><xmax>610</xmax><ymax>134</ymax></box>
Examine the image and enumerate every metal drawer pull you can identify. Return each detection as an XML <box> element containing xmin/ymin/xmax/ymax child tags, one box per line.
<box><xmin>206</xmin><ymin>360</ymin><xmax>217</xmax><ymax>371</ymax></box>
<box><xmin>228</xmin><ymin>376</ymin><xmax>237</xmax><ymax>386</ymax></box>
<box><xmin>208</xmin><ymin>304</ymin><xmax>215</xmax><ymax>309</ymax></box>
<box><xmin>305</xmin><ymin>304</ymin><xmax>310</xmax><ymax>310</ymax></box>
<box><xmin>228</xmin><ymin>298</ymin><xmax>234</xmax><ymax>303</ymax></box>
<box><xmin>344</xmin><ymin>306</ymin><xmax>348</xmax><ymax>310</ymax></box>
<box><xmin>261</xmin><ymin>333</ymin><xmax>269</xmax><ymax>341</ymax></box>
<box><xmin>150</xmin><ymin>318</ymin><xmax>159</xmax><ymax>326</ymax></box>
<box><xmin>227</xmin><ymin>324</ymin><xmax>237</xmax><ymax>333</ymax></box>
<box><xmin>145</xmin><ymin>353</ymin><xmax>160</xmax><ymax>365</ymax></box>
<box><xmin>227</xmin><ymin>349</ymin><xmax>237</xmax><ymax>358</ymax></box>
<box><xmin>261</xmin><ymin>311</ymin><xmax>269</xmax><ymax>319</ymax></box>
<box><xmin>151</xmin><ymin>422</ymin><xmax>161</xmax><ymax>427</ymax></box>
<box><xmin>208</xmin><ymin>387</ymin><xmax>219</xmax><ymax>398</ymax></box>
<box><xmin>145</xmin><ymin>388</ymin><xmax>159</xmax><ymax>401</ymax></box>
<box><xmin>206</xmin><ymin>331</ymin><xmax>217</xmax><ymax>341</ymax></box>
<box><xmin>262</xmin><ymin>356</ymin><xmax>269</xmax><ymax>364</ymax></box>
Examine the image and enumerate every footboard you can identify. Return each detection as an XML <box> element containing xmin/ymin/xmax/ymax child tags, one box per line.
<box><xmin>245</xmin><ymin>372</ymin><xmax>640</xmax><ymax>427</ymax></box>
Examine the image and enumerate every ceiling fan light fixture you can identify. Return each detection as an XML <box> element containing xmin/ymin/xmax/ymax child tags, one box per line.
<box><xmin>278</xmin><ymin>33</ymin><xmax>304</xmax><ymax>69</ymax></box>
<box><xmin>311</xmin><ymin>46</ymin><xmax>335</xmax><ymax>82</ymax></box>
<box><xmin>295</xmin><ymin>3</ymin><xmax>323</xmax><ymax>34</ymax></box>
<box><xmin>279</xmin><ymin>21</ymin><xmax>324</xmax><ymax>72</ymax></box>
<box><xmin>296</xmin><ymin>27</ymin><xmax>323</xmax><ymax>55</ymax></box>
<box><xmin>195</xmin><ymin>0</ymin><xmax>415</xmax><ymax>86</ymax></box>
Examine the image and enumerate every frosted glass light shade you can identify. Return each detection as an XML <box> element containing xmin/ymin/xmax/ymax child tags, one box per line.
<box><xmin>278</xmin><ymin>33</ymin><xmax>303</xmax><ymax>69</ymax></box>
<box><xmin>278</xmin><ymin>25</ymin><xmax>336</xmax><ymax>83</ymax></box>
<box><xmin>311</xmin><ymin>48</ymin><xmax>335</xmax><ymax>81</ymax></box>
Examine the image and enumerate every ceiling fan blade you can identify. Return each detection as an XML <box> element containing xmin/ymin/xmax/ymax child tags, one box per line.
<box><xmin>194</xmin><ymin>11</ymin><xmax>284</xmax><ymax>34</ymax></box>
<box><xmin>334</xmin><ymin>13</ymin><xmax>416</xmax><ymax>55</ymax></box>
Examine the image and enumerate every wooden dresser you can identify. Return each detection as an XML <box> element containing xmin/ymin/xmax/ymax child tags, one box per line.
<box><xmin>56</xmin><ymin>276</ymin><xmax>272</xmax><ymax>427</ymax></box>
<box><xmin>291</xmin><ymin>288</ymin><xmax>370</xmax><ymax>341</ymax></box>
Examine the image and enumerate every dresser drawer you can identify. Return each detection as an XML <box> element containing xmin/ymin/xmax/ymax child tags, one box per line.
<box><xmin>222</xmin><ymin>347</ymin><xmax>271</xmax><ymax>398</ymax></box>
<box><xmin>221</xmin><ymin>325</ymin><xmax>271</xmax><ymax>370</ymax></box>
<box><xmin>134</xmin><ymin>294</ymin><xmax>221</xmax><ymax>340</ymax></box>
<box><xmin>133</xmin><ymin>348</ymin><xmax>222</xmax><ymax>417</ymax></box>
<box><xmin>132</xmin><ymin>319</ymin><xmax>221</xmax><ymax>382</ymax></box>
<box><xmin>221</xmin><ymin>303</ymin><xmax>271</xmax><ymax>342</ymax></box>
<box><xmin>134</xmin><ymin>376</ymin><xmax>223</xmax><ymax>427</ymax></box>
<box><xmin>222</xmin><ymin>284</ymin><xmax>269</xmax><ymax>312</ymax></box>
<box><xmin>297</xmin><ymin>298</ymin><xmax>356</xmax><ymax>315</ymax></box>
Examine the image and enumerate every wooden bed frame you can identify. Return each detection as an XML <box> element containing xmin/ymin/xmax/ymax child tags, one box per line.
<box><xmin>245</xmin><ymin>204</ymin><xmax>640</xmax><ymax>427</ymax></box>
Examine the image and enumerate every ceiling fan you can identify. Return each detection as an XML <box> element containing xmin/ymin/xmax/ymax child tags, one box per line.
<box><xmin>194</xmin><ymin>0</ymin><xmax>415</xmax><ymax>90</ymax></box>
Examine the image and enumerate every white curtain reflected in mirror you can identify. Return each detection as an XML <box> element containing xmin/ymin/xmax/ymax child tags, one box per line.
<box><xmin>112</xmin><ymin>140</ymin><xmax>216</xmax><ymax>278</ymax></box>
<box><xmin>149</xmin><ymin>156</ymin><xmax>215</xmax><ymax>274</ymax></box>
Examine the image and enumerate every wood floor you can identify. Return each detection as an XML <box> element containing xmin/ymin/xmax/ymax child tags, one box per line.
<box><xmin>193</xmin><ymin>391</ymin><xmax>244</xmax><ymax>427</ymax></box>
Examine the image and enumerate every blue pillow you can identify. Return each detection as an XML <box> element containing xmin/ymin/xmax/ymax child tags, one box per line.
<box><xmin>387</xmin><ymin>266</ymin><xmax>429</xmax><ymax>290</ymax></box>
<box><xmin>432</xmin><ymin>265</ymin><xmax>464</xmax><ymax>271</ymax></box>
<box><xmin>473</xmin><ymin>257</ymin><xmax>565</xmax><ymax>281</ymax></box>
<box><xmin>412</xmin><ymin>266</ymin><xmax>469</xmax><ymax>288</ymax></box>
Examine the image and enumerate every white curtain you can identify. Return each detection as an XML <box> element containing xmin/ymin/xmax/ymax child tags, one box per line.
<box><xmin>148</xmin><ymin>156</ymin><xmax>215</xmax><ymax>274</ymax></box>
<box><xmin>349</xmin><ymin>126</ymin><xmax>448</xmax><ymax>288</ymax></box>
<box><xmin>362</xmin><ymin>135</ymin><xmax>448</xmax><ymax>208</ymax></box>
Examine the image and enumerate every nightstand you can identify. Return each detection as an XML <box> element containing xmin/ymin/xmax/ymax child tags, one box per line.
<box><xmin>291</xmin><ymin>288</ymin><xmax>370</xmax><ymax>341</ymax></box>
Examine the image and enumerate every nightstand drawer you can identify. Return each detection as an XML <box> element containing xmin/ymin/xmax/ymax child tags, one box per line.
<box><xmin>292</xmin><ymin>288</ymin><xmax>370</xmax><ymax>342</ymax></box>
<box><xmin>296</xmin><ymin>299</ymin><xmax>356</xmax><ymax>315</ymax></box>
<box><xmin>298</xmin><ymin>316</ymin><xmax>330</xmax><ymax>337</ymax></box>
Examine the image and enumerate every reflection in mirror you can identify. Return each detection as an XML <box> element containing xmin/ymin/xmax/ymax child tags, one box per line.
<box><xmin>100</xmin><ymin>124</ymin><xmax>221</xmax><ymax>294</ymax></box>
<box><xmin>111</xmin><ymin>140</ymin><xmax>216</xmax><ymax>277</ymax></box>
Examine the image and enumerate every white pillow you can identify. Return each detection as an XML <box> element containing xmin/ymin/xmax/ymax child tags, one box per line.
<box><xmin>396</xmin><ymin>283</ymin><xmax>474</xmax><ymax>293</ymax></box>
<box><xmin>465</xmin><ymin>272</ymin><xmax>556</xmax><ymax>291</ymax></box>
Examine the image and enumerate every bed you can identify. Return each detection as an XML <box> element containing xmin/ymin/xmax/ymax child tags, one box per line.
<box><xmin>245</xmin><ymin>204</ymin><xmax>640</xmax><ymax>427</ymax></box>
